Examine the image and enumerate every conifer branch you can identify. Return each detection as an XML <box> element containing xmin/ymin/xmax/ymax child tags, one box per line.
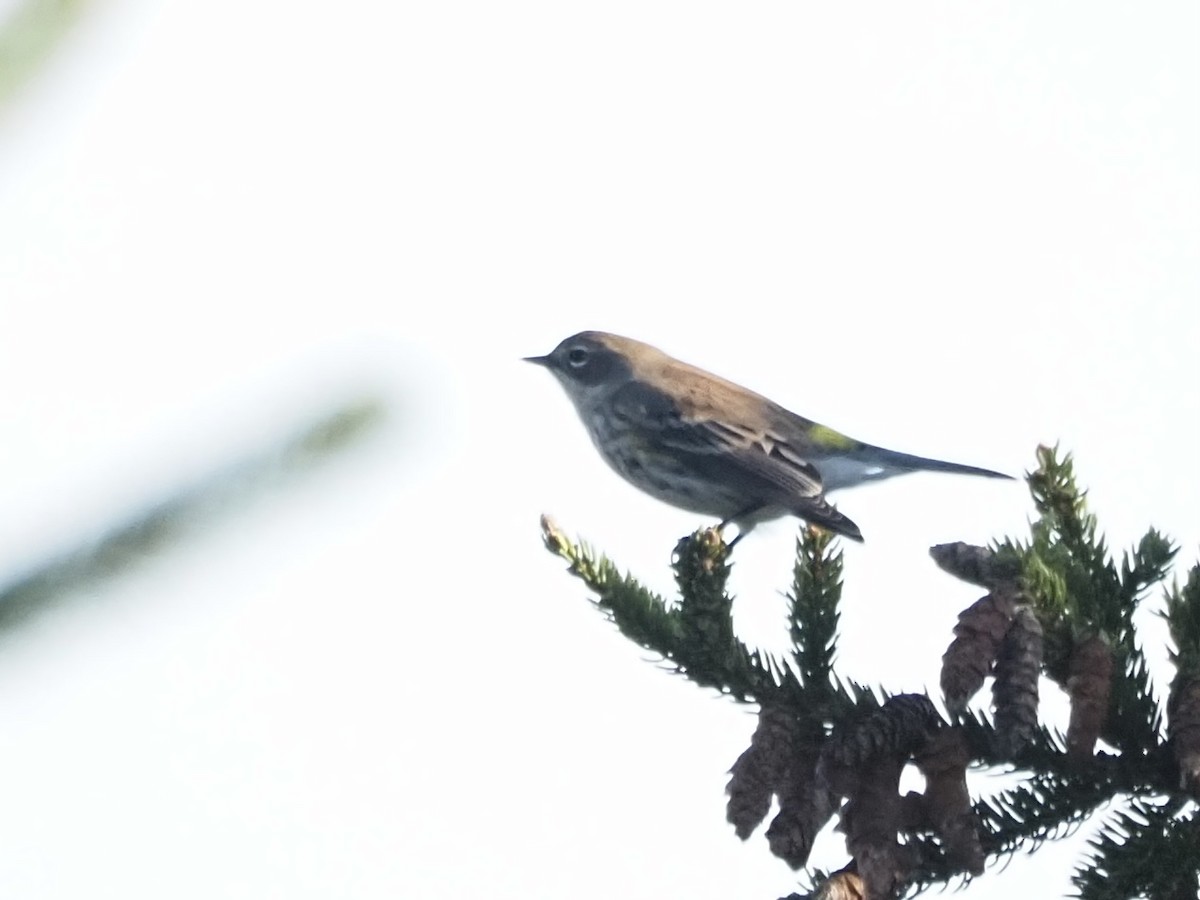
<box><xmin>538</xmin><ymin>446</ymin><xmax>1199</xmax><ymax>898</ymax></box>
<box><xmin>789</xmin><ymin>527</ymin><xmax>843</xmax><ymax>700</ymax></box>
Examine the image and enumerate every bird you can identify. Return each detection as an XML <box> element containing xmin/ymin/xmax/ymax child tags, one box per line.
<box><xmin>525</xmin><ymin>331</ymin><xmax>1012</xmax><ymax>542</ymax></box>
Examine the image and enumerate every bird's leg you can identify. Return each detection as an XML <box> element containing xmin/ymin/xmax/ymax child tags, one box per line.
<box><xmin>717</xmin><ymin>506</ymin><xmax>762</xmax><ymax>550</ymax></box>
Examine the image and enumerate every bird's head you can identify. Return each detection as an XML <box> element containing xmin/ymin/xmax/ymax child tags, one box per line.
<box><xmin>524</xmin><ymin>331</ymin><xmax>642</xmax><ymax>406</ymax></box>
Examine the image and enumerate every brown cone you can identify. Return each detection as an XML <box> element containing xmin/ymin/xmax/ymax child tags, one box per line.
<box><xmin>837</xmin><ymin>754</ymin><xmax>914</xmax><ymax>900</ymax></box>
<box><xmin>992</xmin><ymin>605</ymin><xmax>1043</xmax><ymax>757</ymax></box>
<box><xmin>1066</xmin><ymin>634</ymin><xmax>1114</xmax><ymax>760</ymax></box>
<box><xmin>726</xmin><ymin>705</ymin><xmax>800</xmax><ymax>839</ymax></box>
<box><xmin>1168</xmin><ymin>673</ymin><xmax>1200</xmax><ymax>797</ymax></box>
<box><xmin>766</xmin><ymin>749</ymin><xmax>838</xmax><ymax>870</ymax></box>
<box><xmin>941</xmin><ymin>588</ymin><xmax>1019</xmax><ymax>715</ymax></box>
<box><xmin>929</xmin><ymin>542</ymin><xmax>1020</xmax><ymax>589</ymax></box>
<box><xmin>821</xmin><ymin>694</ymin><xmax>943</xmax><ymax>777</ymax></box>
<box><xmin>913</xmin><ymin>728</ymin><xmax>985</xmax><ymax>876</ymax></box>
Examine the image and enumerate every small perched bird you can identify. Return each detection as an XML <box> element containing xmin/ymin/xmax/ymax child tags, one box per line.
<box><xmin>526</xmin><ymin>331</ymin><xmax>1012</xmax><ymax>542</ymax></box>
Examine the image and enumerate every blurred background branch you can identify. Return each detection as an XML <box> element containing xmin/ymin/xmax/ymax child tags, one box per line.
<box><xmin>0</xmin><ymin>395</ymin><xmax>387</xmax><ymax>635</ymax></box>
<box><xmin>0</xmin><ymin>0</ymin><xmax>89</xmax><ymax>109</ymax></box>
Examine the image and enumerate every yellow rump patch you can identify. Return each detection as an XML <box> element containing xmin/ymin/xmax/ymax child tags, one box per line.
<box><xmin>810</xmin><ymin>424</ymin><xmax>856</xmax><ymax>450</ymax></box>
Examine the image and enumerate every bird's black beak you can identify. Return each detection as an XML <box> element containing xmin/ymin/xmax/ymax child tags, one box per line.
<box><xmin>523</xmin><ymin>355</ymin><xmax>552</xmax><ymax>367</ymax></box>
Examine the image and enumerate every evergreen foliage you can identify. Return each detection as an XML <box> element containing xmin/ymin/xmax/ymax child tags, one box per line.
<box><xmin>540</xmin><ymin>447</ymin><xmax>1200</xmax><ymax>898</ymax></box>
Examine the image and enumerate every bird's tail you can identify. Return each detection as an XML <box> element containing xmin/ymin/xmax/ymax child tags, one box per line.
<box><xmin>869</xmin><ymin>446</ymin><xmax>1013</xmax><ymax>482</ymax></box>
<box><xmin>817</xmin><ymin>444</ymin><xmax>1014</xmax><ymax>492</ymax></box>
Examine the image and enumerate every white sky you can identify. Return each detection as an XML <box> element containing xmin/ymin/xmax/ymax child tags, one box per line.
<box><xmin>0</xmin><ymin>2</ymin><xmax>1196</xmax><ymax>897</ymax></box>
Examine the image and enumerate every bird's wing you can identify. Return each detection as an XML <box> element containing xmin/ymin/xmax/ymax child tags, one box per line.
<box><xmin>609</xmin><ymin>381</ymin><xmax>826</xmax><ymax>501</ymax></box>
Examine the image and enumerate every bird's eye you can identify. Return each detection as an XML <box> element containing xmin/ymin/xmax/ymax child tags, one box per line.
<box><xmin>567</xmin><ymin>346</ymin><xmax>589</xmax><ymax>367</ymax></box>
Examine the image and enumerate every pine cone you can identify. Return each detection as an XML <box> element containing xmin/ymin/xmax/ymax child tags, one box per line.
<box><xmin>815</xmin><ymin>697</ymin><xmax>942</xmax><ymax>898</ymax></box>
<box><xmin>1168</xmin><ymin>672</ymin><xmax>1200</xmax><ymax>797</ymax></box>
<box><xmin>726</xmin><ymin>705</ymin><xmax>799</xmax><ymax>839</ymax></box>
<box><xmin>913</xmin><ymin>728</ymin><xmax>984</xmax><ymax>876</ymax></box>
<box><xmin>837</xmin><ymin>754</ymin><xmax>913</xmax><ymax>900</ymax></box>
<box><xmin>941</xmin><ymin>588</ymin><xmax>1019</xmax><ymax>715</ymax></box>
<box><xmin>992</xmin><ymin>605</ymin><xmax>1043</xmax><ymax>757</ymax></box>
<box><xmin>1066</xmin><ymin>633</ymin><xmax>1114</xmax><ymax>760</ymax></box>
<box><xmin>726</xmin><ymin>706</ymin><xmax>836</xmax><ymax>868</ymax></box>
<box><xmin>766</xmin><ymin>751</ymin><xmax>838</xmax><ymax>870</ymax></box>
<box><xmin>821</xmin><ymin>694</ymin><xmax>944</xmax><ymax>778</ymax></box>
<box><xmin>929</xmin><ymin>542</ymin><xmax>1021</xmax><ymax>589</ymax></box>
